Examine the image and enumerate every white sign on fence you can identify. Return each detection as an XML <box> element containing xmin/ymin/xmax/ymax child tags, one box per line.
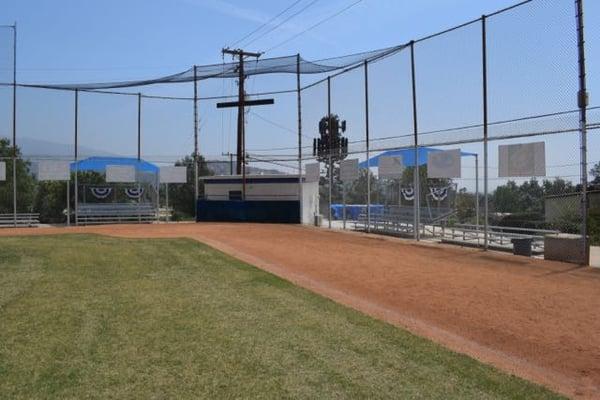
<box><xmin>159</xmin><ymin>166</ymin><xmax>187</xmax><ymax>184</ymax></box>
<box><xmin>378</xmin><ymin>156</ymin><xmax>403</xmax><ymax>179</ymax></box>
<box><xmin>340</xmin><ymin>158</ymin><xmax>359</xmax><ymax>183</ymax></box>
<box><xmin>36</xmin><ymin>160</ymin><xmax>71</xmax><ymax>181</ymax></box>
<box><xmin>427</xmin><ymin>149</ymin><xmax>462</xmax><ymax>178</ymax></box>
<box><xmin>106</xmin><ymin>165</ymin><xmax>136</xmax><ymax>183</ymax></box>
<box><xmin>305</xmin><ymin>163</ymin><xmax>320</xmax><ymax>183</ymax></box>
<box><xmin>0</xmin><ymin>162</ymin><xmax>5</xmax><ymax>181</ymax></box>
<box><xmin>498</xmin><ymin>142</ymin><xmax>546</xmax><ymax>177</ymax></box>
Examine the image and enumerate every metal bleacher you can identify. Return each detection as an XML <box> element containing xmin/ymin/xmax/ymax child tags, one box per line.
<box><xmin>354</xmin><ymin>206</ymin><xmax>456</xmax><ymax>236</ymax></box>
<box><xmin>354</xmin><ymin>207</ymin><xmax>558</xmax><ymax>255</ymax></box>
<box><xmin>435</xmin><ymin>224</ymin><xmax>558</xmax><ymax>254</ymax></box>
<box><xmin>0</xmin><ymin>213</ymin><xmax>40</xmax><ymax>228</ymax></box>
<box><xmin>76</xmin><ymin>203</ymin><xmax>157</xmax><ymax>225</ymax></box>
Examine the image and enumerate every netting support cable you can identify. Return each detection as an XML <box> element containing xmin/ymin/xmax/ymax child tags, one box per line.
<box><xmin>296</xmin><ymin>54</ymin><xmax>303</xmax><ymax>223</ymax></box>
<box><xmin>410</xmin><ymin>41</ymin><xmax>420</xmax><ymax>241</ymax></box>
<box><xmin>6</xmin><ymin>82</ymin><xmax>297</xmax><ymax>102</ymax></box>
<box><xmin>301</xmin><ymin>61</ymin><xmax>367</xmax><ymax>92</ymax></box>
<box><xmin>193</xmin><ymin>65</ymin><xmax>199</xmax><ymax>218</ymax></box>
<box><xmin>11</xmin><ymin>23</ymin><xmax>17</xmax><ymax>227</ymax></box>
<box><xmin>364</xmin><ymin>59</ymin><xmax>371</xmax><ymax>233</ymax></box>
<box><xmin>576</xmin><ymin>0</ymin><xmax>589</xmax><ymax>265</ymax></box>
<box><xmin>482</xmin><ymin>15</ymin><xmax>489</xmax><ymax>251</ymax></box>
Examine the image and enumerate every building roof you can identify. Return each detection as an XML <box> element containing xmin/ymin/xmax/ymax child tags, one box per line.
<box><xmin>202</xmin><ymin>174</ymin><xmax>304</xmax><ymax>184</ymax></box>
<box><xmin>70</xmin><ymin>157</ymin><xmax>159</xmax><ymax>174</ymax></box>
<box><xmin>359</xmin><ymin>147</ymin><xmax>477</xmax><ymax>168</ymax></box>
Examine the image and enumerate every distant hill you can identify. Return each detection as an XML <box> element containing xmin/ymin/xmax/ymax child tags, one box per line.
<box><xmin>16</xmin><ymin>137</ymin><xmax>286</xmax><ymax>175</ymax></box>
<box><xmin>17</xmin><ymin>137</ymin><xmax>114</xmax><ymax>158</ymax></box>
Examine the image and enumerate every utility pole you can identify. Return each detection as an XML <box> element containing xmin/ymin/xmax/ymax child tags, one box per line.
<box><xmin>221</xmin><ymin>152</ymin><xmax>235</xmax><ymax>175</ymax></box>
<box><xmin>221</xmin><ymin>48</ymin><xmax>262</xmax><ymax>175</ymax></box>
<box><xmin>219</xmin><ymin>48</ymin><xmax>268</xmax><ymax>201</ymax></box>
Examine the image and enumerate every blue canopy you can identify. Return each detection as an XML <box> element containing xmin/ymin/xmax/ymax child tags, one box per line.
<box><xmin>70</xmin><ymin>157</ymin><xmax>159</xmax><ymax>174</ymax></box>
<box><xmin>359</xmin><ymin>147</ymin><xmax>477</xmax><ymax>168</ymax></box>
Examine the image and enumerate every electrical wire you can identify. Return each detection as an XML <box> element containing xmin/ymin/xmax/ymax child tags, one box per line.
<box><xmin>265</xmin><ymin>0</ymin><xmax>365</xmax><ymax>53</ymax></box>
<box><xmin>229</xmin><ymin>0</ymin><xmax>304</xmax><ymax>47</ymax></box>
<box><xmin>249</xmin><ymin>110</ymin><xmax>312</xmax><ymax>140</ymax></box>
<box><xmin>242</xmin><ymin>0</ymin><xmax>321</xmax><ymax>48</ymax></box>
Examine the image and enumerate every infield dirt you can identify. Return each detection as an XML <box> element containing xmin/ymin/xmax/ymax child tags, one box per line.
<box><xmin>2</xmin><ymin>222</ymin><xmax>599</xmax><ymax>399</ymax></box>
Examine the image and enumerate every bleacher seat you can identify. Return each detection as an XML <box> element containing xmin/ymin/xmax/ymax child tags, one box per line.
<box><xmin>76</xmin><ymin>203</ymin><xmax>157</xmax><ymax>225</ymax></box>
<box><xmin>0</xmin><ymin>213</ymin><xmax>40</xmax><ymax>227</ymax></box>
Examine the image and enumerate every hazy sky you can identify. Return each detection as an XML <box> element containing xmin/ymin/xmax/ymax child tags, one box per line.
<box><xmin>1</xmin><ymin>0</ymin><xmax>598</xmax><ymax>191</ymax></box>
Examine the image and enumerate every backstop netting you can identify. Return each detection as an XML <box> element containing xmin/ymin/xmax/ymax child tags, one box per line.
<box><xmin>2</xmin><ymin>0</ymin><xmax>598</xmax><ymax>257</ymax></box>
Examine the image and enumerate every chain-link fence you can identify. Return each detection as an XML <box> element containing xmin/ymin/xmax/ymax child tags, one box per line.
<box><xmin>296</xmin><ymin>0</ymin><xmax>597</xmax><ymax>262</ymax></box>
<box><xmin>0</xmin><ymin>0</ymin><xmax>598</xmax><ymax>261</ymax></box>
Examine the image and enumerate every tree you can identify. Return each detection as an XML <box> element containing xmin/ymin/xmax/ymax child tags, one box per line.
<box><xmin>543</xmin><ymin>178</ymin><xmax>575</xmax><ymax>196</ymax></box>
<box><xmin>591</xmin><ymin>161</ymin><xmax>600</xmax><ymax>186</ymax></box>
<box><xmin>168</xmin><ymin>154</ymin><xmax>212</xmax><ymax>219</ymax></box>
<box><xmin>33</xmin><ymin>170</ymin><xmax>105</xmax><ymax>223</ymax></box>
<box><xmin>34</xmin><ymin>180</ymin><xmax>68</xmax><ymax>223</ymax></box>
<box><xmin>519</xmin><ymin>179</ymin><xmax>544</xmax><ymax>214</ymax></box>
<box><xmin>489</xmin><ymin>178</ymin><xmax>582</xmax><ymax>229</ymax></box>
<box><xmin>492</xmin><ymin>180</ymin><xmax>521</xmax><ymax>213</ymax></box>
<box><xmin>0</xmin><ymin>138</ymin><xmax>36</xmax><ymax>214</ymax></box>
<box><xmin>345</xmin><ymin>169</ymin><xmax>382</xmax><ymax>205</ymax></box>
<box><xmin>455</xmin><ymin>187</ymin><xmax>476</xmax><ymax>223</ymax></box>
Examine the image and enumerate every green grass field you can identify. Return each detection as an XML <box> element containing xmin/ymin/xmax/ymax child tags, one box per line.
<box><xmin>0</xmin><ymin>234</ymin><xmax>563</xmax><ymax>399</ymax></box>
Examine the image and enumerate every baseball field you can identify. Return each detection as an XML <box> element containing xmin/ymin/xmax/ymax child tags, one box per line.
<box><xmin>1</xmin><ymin>223</ymin><xmax>599</xmax><ymax>399</ymax></box>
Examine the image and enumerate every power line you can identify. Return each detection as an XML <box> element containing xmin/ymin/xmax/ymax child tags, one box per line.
<box><xmin>249</xmin><ymin>110</ymin><xmax>312</xmax><ymax>139</ymax></box>
<box><xmin>266</xmin><ymin>0</ymin><xmax>364</xmax><ymax>53</ymax></box>
<box><xmin>243</xmin><ymin>0</ymin><xmax>321</xmax><ymax>48</ymax></box>
<box><xmin>229</xmin><ymin>0</ymin><xmax>304</xmax><ymax>47</ymax></box>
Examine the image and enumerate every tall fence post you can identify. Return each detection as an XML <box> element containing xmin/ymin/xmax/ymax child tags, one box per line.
<box><xmin>74</xmin><ymin>89</ymin><xmax>79</xmax><ymax>226</ymax></box>
<box><xmin>11</xmin><ymin>23</ymin><xmax>17</xmax><ymax>227</ymax></box>
<box><xmin>297</xmin><ymin>54</ymin><xmax>303</xmax><ymax>224</ymax></box>
<box><xmin>410</xmin><ymin>41</ymin><xmax>420</xmax><ymax>241</ymax></box>
<box><xmin>193</xmin><ymin>65</ymin><xmax>199</xmax><ymax>219</ymax></box>
<box><xmin>66</xmin><ymin>179</ymin><xmax>70</xmax><ymax>226</ymax></box>
<box><xmin>137</xmin><ymin>92</ymin><xmax>142</xmax><ymax>223</ymax></box>
<box><xmin>137</xmin><ymin>93</ymin><xmax>142</xmax><ymax>161</ymax></box>
<box><xmin>327</xmin><ymin>76</ymin><xmax>332</xmax><ymax>229</ymax></box>
<box><xmin>475</xmin><ymin>154</ymin><xmax>480</xmax><ymax>229</ymax></box>
<box><xmin>481</xmin><ymin>15</ymin><xmax>489</xmax><ymax>251</ymax></box>
<box><xmin>576</xmin><ymin>0</ymin><xmax>589</xmax><ymax>265</ymax></box>
<box><xmin>364</xmin><ymin>60</ymin><xmax>371</xmax><ymax>233</ymax></box>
